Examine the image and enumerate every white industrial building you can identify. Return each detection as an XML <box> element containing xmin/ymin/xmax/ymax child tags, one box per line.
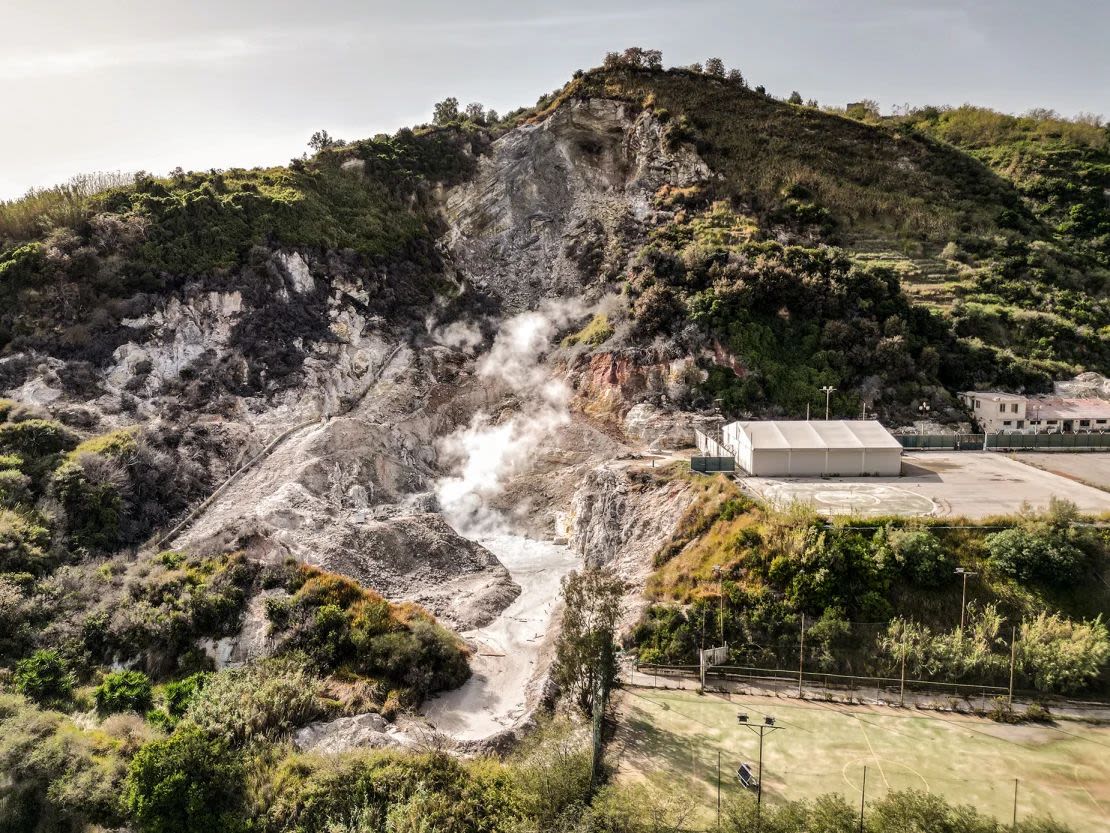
<box><xmin>722</xmin><ymin>420</ymin><xmax>903</xmax><ymax>477</ymax></box>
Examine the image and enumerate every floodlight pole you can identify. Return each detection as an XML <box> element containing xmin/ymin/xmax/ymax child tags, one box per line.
<box><xmin>955</xmin><ymin>568</ymin><xmax>978</xmax><ymax>630</ymax></box>
<box><xmin>858</xmin><ymin>765</ymin><xmax>867</xmax><ymax>833</ymax></box>
<box><xmin>820</xmin><ymin>386</ymin><xmax>836</xmax><ymax>420</ymax></box>
<box><xmin>798</xmin><ymin>613</ymin><xmax>805</xmax><ymax>697</ymax></box>
<box><xmin>1008</xmin><ymin>626</ymin><xmax>1017</xmax><ymax>707</ymax></box>
<box><xmin>899</xmin><ymin>634</ymin><xmax>907</xmax><ymax>707</ymax></box>
<box><xmin>737</xmin><ymin>717</ymin><xmax>784</xmax><ymax>831</ymax></box>
<box><xmin>757</xmin><ymin>726</ymin><xmax>765</xmax><ymax>823</ymax></box>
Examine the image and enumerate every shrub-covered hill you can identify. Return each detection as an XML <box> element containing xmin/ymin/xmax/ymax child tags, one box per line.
<box><xmin>567</xmin><ymin>64</ymin><xmax>1108</xmax><ymax>399</ymax></box>
<box><xmin>0</xmin><ymin>127</ymin><xmax>485</xmax><ymax>395</ymax></box>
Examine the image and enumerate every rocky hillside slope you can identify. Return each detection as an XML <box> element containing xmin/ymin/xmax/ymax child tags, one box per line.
<box><xmin>0</xmin><ymin>58</ymin><xmax>1106</xmax><ymax>729</ymax></box>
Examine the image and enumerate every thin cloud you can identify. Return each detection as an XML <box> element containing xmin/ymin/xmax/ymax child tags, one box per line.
<box><xmin>0</xmin><ymin>32</ymin><xmax>279</xmax><ymax>80</ymax></box>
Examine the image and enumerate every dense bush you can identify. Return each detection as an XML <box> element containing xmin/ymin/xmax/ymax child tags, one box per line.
<box><xmin>95</xmin><ymin>669</ymin><xmax>154</xmax><ymax>715</ymax></box>
<box><xmin>1018</xmin><ymin>612</ymin><xmax>1110</xmax><ymax>693</ymax></box>
<box><xmin>259</xmin><ymin>749</ymin><xmax>521</xmax><ymax>833</ymax></box>
<box><xmin>51</xmin><ymin>455</ymin><xmax>126</xmax><ymax>551</ymax></box>
<box><xmin>985</xmin><ymin>527</ymin><xmax>1087</xmax><ymax>585</ymax></box>
<box><xmin>0</xmin><ymin>508</ymin><xmax>51</xmax><ymax>573</ymax></box>
<box><xmin>13</xmin><ymin>649</ymin><xmax>74</xmax><ymax>705</ymax></box>
<box><xmin>267</xmin><ymin>566</ymin><xmax>470</xmax><ymax>699</ymax></box>
<box><xmin>183</xmin><ymin>657</ymin><xmax>321</xmax><ymax>744</ymax></box>
<box><xmin>879</xmin><ymin>606</ymin><xmax>1110</xmax><ymax>693</ymax></box>
<box><xmin>878</xmin><ymin>527</ymin><xmax>951</xmax><ymax>586</ymax></box>
<box><xmin>0</xmin><ymin>693</ymin><xmax>132</xmax><ymax>832</ymax></box>
<box><xmin>123</xmin><ymin>725</ymin><xmax>246</xmax><ymax>833</ymax></box>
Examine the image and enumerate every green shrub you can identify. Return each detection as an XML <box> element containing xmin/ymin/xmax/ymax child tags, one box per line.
<box><xmin>95</xmin><ymin>670</ymin><xmax>154</xmax><ymax>715</ymax></box>
<box><xmin>259</xmin><ymin>749</ymin><xmax>520</xmax><ymax>833</ymax></box>
<box><xmin>885</xmin><ymin>527</ymin><xmax>951</xmax><ymax>587</ymax></box>
<box><xmin>13</xmin><ymin>649</ymin><xmax>74</xmax><ymax>705</ymax></box>
<box><xmin>123</xmin><ymin>726</ymin><xmax>245</xmax><ymax>833</ymax></box>
<box><xmin>0</xmin><ymin>418</ymin><xmax>78</xmax><ymax>458</ymax></box>
<box><xmin>986</xmin><ymin>527</ymin><xmax>1087</xmax><ymax>585</ymax></box>
<box><xmin>0</xmin><ymin>693</ymin><xmax>129</xmax><ymax>832</ymax></box>
<box><xmin>0</xmin><ymin>508</ymin><xmax>51</xmax><ymax>573</ymax></box>
<box><xmin>51</xmin><ymin>457</ymin><xmax>125</xmax><ymax>551</ymax></box>
<box><xmin>267</xmin><ymin>566</ymin><xmax>469</xmax><ymax>699</ymax></box>
<box><xmin>162</xmin><ymin>672</ymin><xmax>209</xmax><ymax>719</ymax></box>
<box><xmin>1018</xmin><ymin>612</ymin><xmax>1110</xmax><ymax>693</ymax></box>
<box><xmin>183</xmin><ymin>658</ymin><xmax>321</xmax><ymax>745</ymax></box>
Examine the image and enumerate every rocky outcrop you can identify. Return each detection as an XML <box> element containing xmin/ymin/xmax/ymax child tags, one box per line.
<box><xmin>1056</xmin><ymin>372</ymin><xmax>1110</xmax><ymax>399</ymax></box>
<box><xmin>443</xmin><ymin>98</ymin><xmax>710</xmax><ymax>310</ymax></box>
<box><xmin>570</xmin><ymin>351</ymin><xmax>708</xmax><ymax>423</ymax></box>
<box><xmin>293</xmin><ymin>712</ymin><xmax>415</xmax><ymax>754</ymax></box>
<box><xmin>570</xmin><ymin>463</ymin><xmax>699</xmax><ymax>631</ymax></box>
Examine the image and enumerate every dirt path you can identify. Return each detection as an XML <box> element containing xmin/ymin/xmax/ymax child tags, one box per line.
<box><xmin>420</xmin><ymin>534</ymin><xmax>580</xmax><ymax>741</ymax></box>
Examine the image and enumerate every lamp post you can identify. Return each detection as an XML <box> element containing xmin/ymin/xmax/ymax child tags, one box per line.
<box><xmin>955</xmin><ymin>567</ymin><xmax>979</xmax><ymax>630</ymax></box>
<box><xmin>820</xmin><ymin>386</ymin><xmax>836</xmax><ymax>420</ymax></box>
<box><xmin>713</xmin><ymin>565</ymin><xmax>725</xmax><ymax>646</ymax></box>
<box><xmin>737</xmin><ymin>713</ymin><xmax>784</xmax><ymax>831</ymax></box>
<box><xmin>918</xmin><ymin>401</ymin><xmax>930</xmax><ymax>436</ymax></box>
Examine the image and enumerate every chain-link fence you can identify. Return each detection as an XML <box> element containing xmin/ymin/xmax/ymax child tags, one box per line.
<box><xmin>895</xmin><ymin>432</ymin><xmax>1110</xmax><ymax>451</ymax></box>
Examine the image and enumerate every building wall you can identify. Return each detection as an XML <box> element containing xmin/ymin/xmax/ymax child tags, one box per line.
<box><xmin>748</xmin><ymin>447</ymin><xmax>901</xmax><ymax>477</ymax></box>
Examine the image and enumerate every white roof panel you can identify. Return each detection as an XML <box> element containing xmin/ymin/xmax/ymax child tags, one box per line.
<box><xmin>726</xmin><ymin>420</ymin><xmax>903</xmax><ymax>451</ymax></box>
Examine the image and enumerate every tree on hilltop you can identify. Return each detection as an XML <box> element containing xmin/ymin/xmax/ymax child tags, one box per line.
<box><xmin>433</xmin><ymin>97</ymin><xmax>460</xmax><ymax>125</ymax></box>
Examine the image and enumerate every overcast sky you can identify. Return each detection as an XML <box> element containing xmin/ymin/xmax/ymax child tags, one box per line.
<box><xmin>3</xmin><ymin>0</ymin><xmax>1107</xmax><ymax>200</ymax></box>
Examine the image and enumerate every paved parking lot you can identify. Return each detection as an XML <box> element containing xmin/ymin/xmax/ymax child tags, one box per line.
<box><xmin>744</xmin><ymin>452</ymin><xmax>1110</xmax><ymax>518</ymax></box>
<box><xmin>1012</xmin><ymin>452</ymin><xmax>1110</xmax><ymax>492</ymax></box>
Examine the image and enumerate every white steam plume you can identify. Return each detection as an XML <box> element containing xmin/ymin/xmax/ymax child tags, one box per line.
<box><xmin>436</xmin><ymin>298</ymin><xmax>586</xmax><ymax>536</ymax></box>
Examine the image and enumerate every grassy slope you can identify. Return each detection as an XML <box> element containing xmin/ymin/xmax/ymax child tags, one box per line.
<box><xmin>577</xmin><ymin>67</ymin><xmax>1030</xmax><ymax>241</ymax></box>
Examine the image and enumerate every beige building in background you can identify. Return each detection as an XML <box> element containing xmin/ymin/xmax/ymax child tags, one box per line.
<box><xmin>960</xmin><ymin>392</ymin><xmax>1110</xmax><ymax>434</ymax></box>
<box><xmin>722</xmin><ymin>420</ymin><xmax>903</xmax><ymax>477</ymax></box>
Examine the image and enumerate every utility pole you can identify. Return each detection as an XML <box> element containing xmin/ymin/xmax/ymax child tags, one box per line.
<box><xmin>899</xmin><ymin>634</ymin><xmax>907</xmax><ymax>707</ymax></box>
<box><xmin>714</xmin><ymin>565</ymin><xmax>725</xmax><ymax>647</ymax></box>
<box><xmin>858</xmin><ymin>766</ymin><xmax>867</xmax><ymax>833</ymax></box>
<box><xmin>737</xmin><ymin>714</ymin><xmax>784</xmax><ymax>832</ymax></box>
<box><xmin>1012</xmin><ymin>778</ymin><xmax>1019</xmax><ymax>829</ymax></box>
<box><xmin>955</xmin><ymin>568</ymin><xmax>978</xmax><ymax>630</ymax></box>
<box><xmin>820</xmin><ymin>386</ymin><xmax>836</xmax><ymax>420</ymax></box>
<box><xmin>1008</xmin><ymin>626</ymin><xmax>1017</xmax><ymax>707</ymax></box>
<box><xmin>798</xmin><ymin>613</ymin><xmax>805</xmax><ymax>697</ymax></box>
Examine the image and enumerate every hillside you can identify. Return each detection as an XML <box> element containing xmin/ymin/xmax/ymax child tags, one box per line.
<box><xmin>0</xmin><ymin>51</ymin><xmax>1107</xmax><ymax>833</ymax></box>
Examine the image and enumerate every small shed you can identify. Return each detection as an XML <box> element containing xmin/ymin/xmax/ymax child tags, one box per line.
<box><xmin>722</xmin><ymin>420</ymin><xmax>902</xmax><ymax>477</ymax></box>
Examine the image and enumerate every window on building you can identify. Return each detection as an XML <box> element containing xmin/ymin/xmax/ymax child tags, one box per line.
<box><xmin>1002</xmin><ymin>420</ymin><xmax>1012</xmax><ymax>427</ymax></box>
<box><xmin>999</xmin><ymin>404</ymin><xmax>1006</xmax><ymax>413</ymax></box>
<box><xmin>1030</xmin><ymin>420</ymin><xmax>1041</xmax><ymax>425</ymax></box>
<box><xmin>1048</xmin><ymin>420</ymin><xmax>1058</xmax><ymax>425</ymax></box>
<box><xmin>1080</xmin><ymin>420</ymin><xmax>1090</xmax><ymax>427</ymax></box>
<box><xmin>974</xmin><ymin>400</ymin><xmax>980</xmax><ymax>409</ymax></box>
<box><xmin>1097</xmin><ymin>420</ymin><xmax>1107</xmax><ymax>425</ymax></box>
<box><xmin>1011</xmin><ymin>403</ymin><xmax>1019</xmax><ymax>413</ymax></box>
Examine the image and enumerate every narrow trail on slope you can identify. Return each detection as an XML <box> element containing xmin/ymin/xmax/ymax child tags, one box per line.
<box><xmin>160</xmin><ymin>341</ymin><xmax>406</xmax><ymax>550</ymax></box>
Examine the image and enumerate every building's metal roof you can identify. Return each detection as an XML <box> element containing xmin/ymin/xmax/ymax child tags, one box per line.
<box><xmin>1030</xmin><ymin>398</ymin><xmax>1110</xmax><ymax>420</ymax></box>
<box><xmin>728</xmin><ymin>420</ymin><xmax>903</xmax><ymax>451</ymax></box>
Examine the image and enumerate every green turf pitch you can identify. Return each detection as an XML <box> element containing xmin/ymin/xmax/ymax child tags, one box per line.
<box><xmin>610</xmin><ymin>688</ymin><xmax>1110</xmax><ymax>831</ymax></box>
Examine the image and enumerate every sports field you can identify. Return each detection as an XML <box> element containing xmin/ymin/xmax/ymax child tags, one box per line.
<box><xmin>610</xmin><ymin>688</ymin><xmax>1110</xmax><ymax>832</ymax></box>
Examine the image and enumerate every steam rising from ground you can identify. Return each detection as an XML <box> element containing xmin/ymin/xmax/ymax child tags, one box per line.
<box><xmin>436</xmin><ymin>299</ymin><xmax>586</xmax><ymax>536</ymax></box>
